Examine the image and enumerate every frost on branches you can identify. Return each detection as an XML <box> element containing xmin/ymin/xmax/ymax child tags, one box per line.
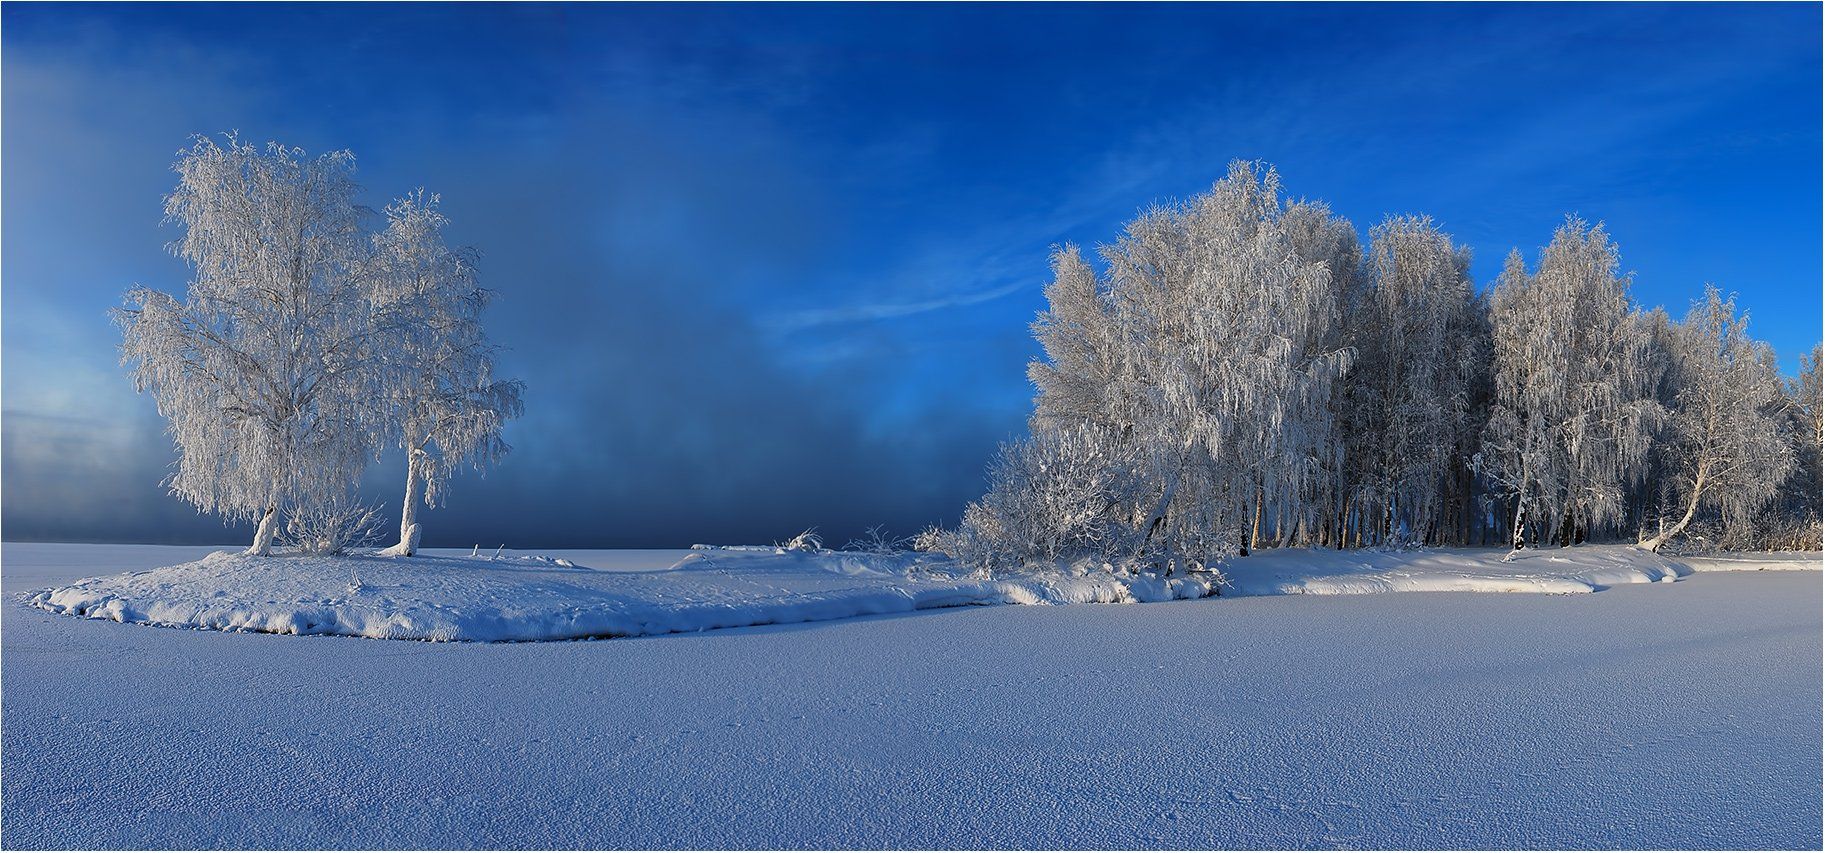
<box><xmin>1475</xmin><ymin>219</ymin><xmax>1663</xmax><ymax>553</ymax></box>
<box><xmin>368</xmin><ymin>192</ymin><xmax>524</xmax><ymax>556</ymax></box>
<box><xmin>992</xmin><ymin>162</ymin><xmax>1354</xmax><ymax>572</ymax></box>
<box><xmin>1773</xmin><ymin>346</ymin><xmax>1825</xmax><ymax>548</ymax></box>
<box><xmin>942</xmin><ymin>163</ymin><xmax>1819</xmax><ymax>573</ymax></box>
<box><xmin>116</xmin><ymin>135</ymin><xmax>521</xmax><ymax>555</ymax></box>
<box><xmin>1342</xmin><ymin>215</ymin><xmax>1489</xmax><ymax>548</ymax></box>
<box><xmin>1638</xmin><ymin>286</ymin><xmax>1794</xmax><ymax>551</ymax></box>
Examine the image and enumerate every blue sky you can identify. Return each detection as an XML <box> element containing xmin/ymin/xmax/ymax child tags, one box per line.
<box><xmin>4</xmin><ymin>3</ymin><xmax>1820</xmax><ymax>546</ymax></box>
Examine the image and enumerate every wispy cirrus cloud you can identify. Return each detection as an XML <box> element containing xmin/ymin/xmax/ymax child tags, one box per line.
<box><xmin>769</xmin><ymin>280</ymin><xmax>1027</xmax><ymax>333</ymax></box>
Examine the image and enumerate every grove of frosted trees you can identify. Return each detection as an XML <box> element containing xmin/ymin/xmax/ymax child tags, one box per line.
<box><xmin>116</xmin><ymin>135</ymin><xmax>522</xmax><ymax>556</ymax></box>
<box><xmin>939</xmin><ymin>161</ymin><xmax>1818</xmax><ymax>571</ymax></box>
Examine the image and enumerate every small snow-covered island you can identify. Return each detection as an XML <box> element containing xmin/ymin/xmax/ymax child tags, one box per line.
<box><xmin>4</xmin><ymin>5</ymin><xmax>1819</xmax><ymax>851</ymax></box>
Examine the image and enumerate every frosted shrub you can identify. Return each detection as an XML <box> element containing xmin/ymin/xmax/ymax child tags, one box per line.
<box><xmin>1652</xmin><ymin>514</ymin><xmax>1813</xmax><ymax>556</ymax></box>
<box><xmin>909</xmin><ymin>524</ymin><xmax>954</xmax><ymax>554</ymax></box>
<box><xmin>843</xmin><ymin>525</ymin><xmax>909</xmax><ymax>555</ymax></box>
<box><xmin>1750</xmin><ymin>510</ymin><xmax>1824</xmax><ymax>552</ymax></box>
<box><xmin>952</xmin><ymin>423</ymin><xmax>1138</xmax><ymax>572</ymax></box>
<box><xmin>285</xmin><ymin>499</ymin><xmax>386</xmax><ymax>555</ymax></box>
<box><xmin>778</xmin><ymin>529</ymin><xmax>825</xmax><ymax>553</ymax></box>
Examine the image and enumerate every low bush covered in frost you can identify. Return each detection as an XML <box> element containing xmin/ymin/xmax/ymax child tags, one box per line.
<box><xmin>284</xmin><ymin>499</ymin><xmax>386</xmax><ymax>556</ymax></box>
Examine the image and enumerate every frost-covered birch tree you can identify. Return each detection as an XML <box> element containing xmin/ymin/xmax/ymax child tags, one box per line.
<box><xmin>1028</xmin><ymin>244</ymin><xmax>1122</xmax><ymax>435</ymax></box>
<box><xmin>1280</xmin><ymin>200</ymin><xmax>1366</xmax><ymax>549</ymax></box>
<box><xmin>1129</xmin><ymin>164</ymin><xmax>1351</xmax><ymax>560</ymax></box>
<box><xmin>1345</xmin><ymin>216</ymin><xmax>1487</xmax><ymax>546</ymax></box>
<box><xmin>368</xmin><ymin>192</ymin><xmax>524</xmax><ymax>556</ymax></box>
<box><xmin>972</xmin><ymin>161</ymin><xmax>1351</xmax><ymax>569</ymax></box>
<box><xmin>1785</xmin><ymin>344</ymin><xmax>1824</xmax><ymax>514</ymax></box>
<box><xmin>1475</xmin><ymin>219</ymin><xmax>1662</xmax><ymax>551</ymax></box>
<box><xmin>1769</xmin><ymin>345</ymin><xmax>1825</xmax><ymax>548</ymax></box>
<box><xmin>1790</xmin><ymin>345</ymin><xmax>1824</xmax><ymax>462</ymax></box>
<box><xmin>1638</xmin><ymin>287</ymin><xmax>1794</xmax><ymax>550</ymax></box>
<box><xmin>116</xmin><ymin>136</ymin><xmax>377</xmax><ymax>555</ymax></box>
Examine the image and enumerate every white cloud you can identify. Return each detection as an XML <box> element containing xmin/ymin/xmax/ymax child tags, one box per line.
<box><xmin>769</xmin><ymin>280</ymin><xmax>1027</xmax><ymax>332</ymax></box>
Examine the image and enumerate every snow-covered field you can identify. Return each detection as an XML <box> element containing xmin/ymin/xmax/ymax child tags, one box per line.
<box><xmin>19</xmin><ymin>542</ymin><xmax>1817</xmax><ymax>642</ymax></box>
<box><xmin>3</xmin><ymin>542</ymin><xmax>1819</xmax><ymax>849</ymax></box>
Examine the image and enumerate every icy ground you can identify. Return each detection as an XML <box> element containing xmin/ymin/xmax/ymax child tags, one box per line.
<box><xmin>21</xmin><ymin>541</ymin><xmax>1817</xmax><ymax>642</ymax></box>
<box><xmin>3</xmin><ymin>543</ymin><xmax>1820</xmax><ymax>849</ymax></box>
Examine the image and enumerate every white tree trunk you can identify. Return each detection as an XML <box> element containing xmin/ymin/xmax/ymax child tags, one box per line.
<box><xmin>383</xmin><ymin>450</ymin><xmax>427</xmax><ymax>557</ymax></box>
<box><xmin>1640</xmin><ymin>471</ymin><xmax>1707</xmax><ymax>552</ymax></box>
<box><xmin>1247</xmin><ymin>479</ymin><xmax>1263</xmax><ymax>555</ymax></box>
<box><xmin>247</xmin><ymin>507</ymin><xmax>278</xmax><ymax>556</ymax></box>
<box><xmin>1134</xmin><ymin>435</ymin><xmax>1208</xmax><ymax>561</ymax></box>
<box><xmin>1502</xmin><ymin>501</ymin><xmax>1526</xmax><ymax>562</ymax></box>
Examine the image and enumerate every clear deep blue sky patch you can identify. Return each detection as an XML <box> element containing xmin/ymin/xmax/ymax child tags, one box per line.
<box><xmin>4</xmin><ymin>2</ymin><xmax>1819</xmax><ymax>546</ymax></box>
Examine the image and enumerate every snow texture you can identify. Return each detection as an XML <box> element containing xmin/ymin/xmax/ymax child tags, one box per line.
<box><xmin>24</xmin><ymin>542</ymin><xmax>1815</xmax><ymax>643</ymax></box>
<box><xmin>1218</xmin><ymin>544</ymin><xmax>1815</xmax><ymax>595</ymax></box>
<box><xmin>26</xmin><ymin>546</ymin><xmax>1214</xmax><ymax>642</ymax></box>
<box><xmin>3</xmin><ymin>543</ymin><xmax>1818</xmax><ymax>849</ymax></box>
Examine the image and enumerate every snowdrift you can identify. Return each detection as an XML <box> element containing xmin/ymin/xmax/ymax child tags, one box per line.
<box><xmin>25</xmin><ymin>547</ymin><xmax>1214</xmax><ymax>642</ymax></box>
<box><xmin>24</xmin><ymin>543</ymin><xmax>1817</xmax><ymax>642</ymax></box>
<box><xmin>1215</xmin><ymin>544</ymin><xmax>1778</xmax><ymax>595</ymax></box>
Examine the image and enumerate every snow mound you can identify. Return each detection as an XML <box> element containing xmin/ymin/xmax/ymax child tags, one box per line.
<box><xmin>25</xmin><ymin>543</ymin><xmax>1815</xmax><ymax>643</ymax></box>
<box><xmin>1676</xmin><ymin>552</ymin><xmax>1823</xmax><ymax>572</ymax></box>
<box><xmin>1218</xmin><ymin>543</ymin><xmax>1812</xmax><ymax>595</ymax></box>
<box><xmin>25</xmin><ymin>548</ymin><xmax>1214</xmax><ymax>642</ymax></box>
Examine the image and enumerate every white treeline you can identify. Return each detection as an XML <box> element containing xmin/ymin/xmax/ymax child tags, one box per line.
<box><xmin>934</xmin><ymin>161</ymin><xmax>1818</xmax><ymax>571</ymax></box>
<box><xmin>116</xmin><ymin>135</ymin><xmax>521</xmax><ymax>555</ymax></box>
